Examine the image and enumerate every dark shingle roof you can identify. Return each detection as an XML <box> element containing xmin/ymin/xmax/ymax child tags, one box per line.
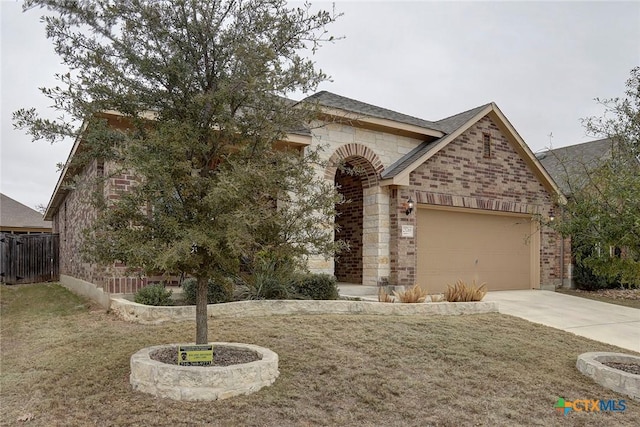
<box><xmin>434</xmin><ymin>103</ymin><xmax>493</xmax><ymax>133</ymax></box>
<box><xmin>381</xmin><ymin>103</ymin><xmax>492</xmax><ymax>179</ymax></box>
<box><xmin>302</xmin><ymin>91</ymin><xmax>445</xmax><ymax>132</ymax></box>
<box><xmin>1</xmin><ymin>193</ymin><xmax>52</xmax><ymax>231</ymax></box>
<box><xmin>300</xmin><ymin>91</ymin><xmax>496</xmax><ymax>179</ymax></box>
<box><xmin>536</xmin><ymin>138</ymin><xmax>615</xmax><ymax>195</ymax></box>
<box><xmin>381</xmin><ymin>138</ymin><xmax>443</xmax><ymax>179</ymax></box>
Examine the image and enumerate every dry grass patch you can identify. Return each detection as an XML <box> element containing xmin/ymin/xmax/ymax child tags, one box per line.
<box><xmin>1</xmin><ymin>283</ymin><xmax>640</xmax><ymax>426</ymax></box>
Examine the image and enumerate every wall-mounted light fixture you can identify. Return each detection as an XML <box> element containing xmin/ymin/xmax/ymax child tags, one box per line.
<box><xmin>549</xmin><ymin>208</ymin><xmax>555</xmax><ymax>222</ymax></box>
<box><xmin>405</xmin><ymin>196</ymin><xmax>414</xmax><ymax>216</ymax></box>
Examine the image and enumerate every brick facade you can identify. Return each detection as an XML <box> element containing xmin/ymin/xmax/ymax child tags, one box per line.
<box><xmin>334</xmin><ymin>165</ymin><xmax>363</xmax><ymax>283</ymax></box>
<box><xmin>392</xmin><ymin>115</ymin><xmax>562</xmax><ymax>287</ymax></box>
<box><xmin>316</xmin><ymin>114</ymin><xmax>564</xmax><ymax>289</ymax></box>
<box><xmin>52</xmin><ymin>159</ymin><xmax>148</xmax><ymax>293</ymax></box>
<box><xmin>388</xmin><ymin>187</ymin><xmax>416</xmax><ymax>286</ymax></box>
<box><xmin>50</xmin><ymin>103</ymin><xmax>566</xmax><ymax>293</ymax></box>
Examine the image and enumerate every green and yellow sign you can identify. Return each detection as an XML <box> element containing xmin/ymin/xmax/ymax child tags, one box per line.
<box><xmin>177</xmin><ymin>344</ymin><xmax>213</xmax><ymax>366</ymax></box>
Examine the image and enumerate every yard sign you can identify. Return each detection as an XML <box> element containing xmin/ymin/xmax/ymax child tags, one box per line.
<box><xmin>178</xmin><ymin>344</ymin><xmax>213</xmax><ymax>366</ymax></box>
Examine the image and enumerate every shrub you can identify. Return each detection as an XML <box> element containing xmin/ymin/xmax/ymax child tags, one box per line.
<box><xmin>182</xmin><ymin>278</ymin><xmax>234</xmax><ymax>304</ymax></box>
<box><xmin>134</xmin><ymin>284</ymin><xmax>173</xmax><ymax>306</ymax></box>
<box><xmin>239</xmin><ymin>257</ymin><xmax>294</xmax><ymax>300</ymax></box>
<box><xmin>292</xmin><ymin>273</ymin><xmax>339</xmax><ymax>300</ymax></box>
<box><xmin>393</xmin><ymin>284</ymin><xmax>428</xmax><ymax>303</ymax></box>
<box><xmin>574</xmin><ymin>261</ymin><xmax>621</xmax><ymax>291</ymax></box>
<box><xmin>444</xmin><ymin>280</ymin><xmax>487</xmax><ymax>302</ymax></box>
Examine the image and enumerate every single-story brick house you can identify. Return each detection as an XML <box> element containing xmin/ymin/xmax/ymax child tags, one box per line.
<box><xmin>45</xmin><ymin>92</ymin><xmax>569</xmax><ymax>294</ymax></box>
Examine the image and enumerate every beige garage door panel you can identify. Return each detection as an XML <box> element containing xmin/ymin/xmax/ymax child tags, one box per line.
<box><xmin>417</xmin><ymin>207</ymin><xmax>532</xmax><ymax>293</ymax></box>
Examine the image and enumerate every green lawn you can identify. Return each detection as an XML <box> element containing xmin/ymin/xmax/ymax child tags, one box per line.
<box><xmin>1</xmin><ymin>283</ymin><xmax>639</xmax><ymax>426</ymax></box>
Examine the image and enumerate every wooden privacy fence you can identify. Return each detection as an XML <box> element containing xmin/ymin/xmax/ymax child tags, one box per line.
<box><xmin>0</xmin><ymin>233</ymin><xmax>60</xmax><ymax>285</ymax></box>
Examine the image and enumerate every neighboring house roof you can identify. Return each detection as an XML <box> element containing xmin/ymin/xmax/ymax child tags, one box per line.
<box><xmin>0</xmin><ymin>193</ymin><xmax>52</xmax><ymax>232</ymax></box>
<box><xmin>537</xmin><ymin>138</ymin><xmax>615</xmax><ymax>195</ymax></box>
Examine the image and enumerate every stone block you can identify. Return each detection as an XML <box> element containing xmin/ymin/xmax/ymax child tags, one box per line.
<box><xmin>130</xmin><ymin>343</ymin><xmax>279</xmax><ymax>402</ymax></box>
<box><xmin>576</xmin><ymin>352</ymin><xmax>640</xmax><ymax>401</ymax></box>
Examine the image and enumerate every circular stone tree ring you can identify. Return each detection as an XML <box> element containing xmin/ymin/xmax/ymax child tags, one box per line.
<box><xmin>130</xmin><ymin>342</ymin><xmax>279</xmax><ymax>401</ymax></box>
<box><xmin>576</xmin><ymin>352</ymin><xmax>640</xmax><ymax>401</ymax></box>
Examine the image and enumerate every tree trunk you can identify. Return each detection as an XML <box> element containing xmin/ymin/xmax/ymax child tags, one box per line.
<box><xmin>195</xmin><ymin>276</ymin><xmax>208</xmax><ymax>344</ymax></box>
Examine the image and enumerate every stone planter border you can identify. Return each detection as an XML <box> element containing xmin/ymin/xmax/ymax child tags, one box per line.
<box><xmin>110</xmin><ymin>297</ymin><xmax>498</xmax><ymax>325</ymax></box>
<box><xmin>576</xmin><ymin>352</ymin><xmax>640</xmax><ymax>401</ymax></box>
<box><xmin>130</xmin><ymin>342</ymin><xmax>279</xmax><ymax>401</ymax></box>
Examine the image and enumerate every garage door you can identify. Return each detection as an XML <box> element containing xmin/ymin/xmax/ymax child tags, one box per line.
<box><xmin>417</xmin><ymin>207</ymin><xmax>534</xmax><ymax>293</ymax></box>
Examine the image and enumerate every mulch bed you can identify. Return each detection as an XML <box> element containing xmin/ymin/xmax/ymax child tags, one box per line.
<box><xmin>574</xmin><ymin>288</ymin><xmax>640</xmax><ymax>301</ymax></box>
<box><xmin>601</xmin><ymin>362</ymin><xmax>640</xmax><ymax>376</ymax></box>
<box><xmin>150</xmin><ymin>345</ymin><xmax>261</xmax><ymax>366</ymax></box>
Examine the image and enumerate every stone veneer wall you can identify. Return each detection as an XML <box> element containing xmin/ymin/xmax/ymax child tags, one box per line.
<box><xmin>307</xmin><ymin>122</ymin><xmax>422</xmax><ymax>284</ymax></box>
<box><xmin>390</xmin><ymin>115</ymin><xmax>564</xmax><ymax>287</ymax></box>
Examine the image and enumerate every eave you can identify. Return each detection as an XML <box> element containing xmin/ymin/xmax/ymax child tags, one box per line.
<box><xmin>318</xmin><ymin>106</ymin><xmax>444</xmax><ymax>139</ymax></box>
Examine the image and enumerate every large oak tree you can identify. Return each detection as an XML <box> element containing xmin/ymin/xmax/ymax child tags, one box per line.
<box><xmin>551</xmin><ymin>67</ymin><xmax>640</xmax><ymax>286</ymax></box>
<box><xmin>14</xmin><ymin>0</ymin><xmax>343</xmax><ymax>343</ymax></box>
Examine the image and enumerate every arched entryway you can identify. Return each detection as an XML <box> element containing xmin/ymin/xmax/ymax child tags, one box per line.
<box><xmin>327</xmin><ymin>143</ymin><xmax>384</xmax><ymax>285</ymax></box>
<box><xmin>334</xmin><ymin>162</ymin><xmax>364</xmax><ymax>283</ymax></box>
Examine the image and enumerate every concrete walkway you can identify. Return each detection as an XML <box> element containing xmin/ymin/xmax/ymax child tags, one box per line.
<box><xmin>337</xmin><ymin>285</ymin><xmax>640</xmax><ymax>353</ymax></box>
<box><xmin>338</xmin><ymin>284</ymin><xmax>379</xmax><ymax>301</ymax></box>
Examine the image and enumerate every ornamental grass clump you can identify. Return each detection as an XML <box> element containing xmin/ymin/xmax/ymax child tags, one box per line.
<box><xmin>444</xmin><ymin>280</ymin><xmax>487</xmax><ymax>302</ymax></box>
<box><xmin>378</xmin><ymin>287</ymin><xmax>394</xmax><ymax>303</ymax></box>
<box><xmin>393</xmin><ymin>284</ymin><xmax>428</xmax><ymax>303</ymax></box>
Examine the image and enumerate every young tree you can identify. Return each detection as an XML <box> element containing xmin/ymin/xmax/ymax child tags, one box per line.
<box><xmin>14</xmin><ymin>0</ymin><xmax>343</xmax><ymax>343</ymax></box>
<box><xmin>552</xmin><ymin>67</ymin><xmax>640</xmax><ymax>286</ymax></box>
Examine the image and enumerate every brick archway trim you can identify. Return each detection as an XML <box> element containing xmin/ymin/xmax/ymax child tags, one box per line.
<box><xmin>325</xmin><ymin>143</ymin><xmax>384</xmax><ymax>188</ymax></box>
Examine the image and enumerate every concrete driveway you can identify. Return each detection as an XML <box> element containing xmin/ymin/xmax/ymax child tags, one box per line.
<box><xmin>484</xmin><ymin>290</ymin><xmax>640</xmax><ymax>353</ymax></box>
<box><xmin>338</xmin><ymin>285</ymin><xmax>640</xmax><ymax>353</ymax></box>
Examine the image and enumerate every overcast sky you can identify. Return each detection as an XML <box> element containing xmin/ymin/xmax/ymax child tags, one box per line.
<box><xmin>1</xmin><ymin>1</ymin><xmax>639</xmax><ymax>210</ymax></box>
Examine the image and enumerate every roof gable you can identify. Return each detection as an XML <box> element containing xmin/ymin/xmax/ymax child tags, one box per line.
<box><xmin>381</xmin><ymin>103</ymin><xmax>492</xmax><ymax>180</ymax></box>
<box><xmin>380</xmin><ymin>103</ymin><xmax>564</xmax><ymax>201</ymax></box>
